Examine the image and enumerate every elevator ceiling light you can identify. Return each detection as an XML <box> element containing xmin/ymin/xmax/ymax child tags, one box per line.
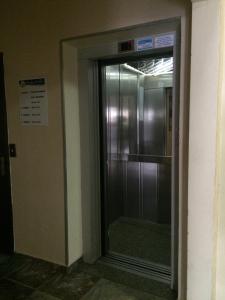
<box><xmin>123</xmin><ymin>63</ymin><xmax>145</xmax><ymax>75</ymax></box>
<box><xmin>124</xmin><ymin>57</ymin><xmax>173</xmax><ymax>77</ymax></box>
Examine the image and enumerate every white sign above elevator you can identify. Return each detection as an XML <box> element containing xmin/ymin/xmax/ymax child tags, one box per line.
<box><xmin>118</xmin><ymin>32</ymin><xmax>175</xmax><ymax>53</ymax></box>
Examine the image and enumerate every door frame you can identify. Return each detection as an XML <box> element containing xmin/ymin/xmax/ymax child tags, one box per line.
<box><xmin>61</xmin><ymin>18</ymin><xmax>183</xmax><ymax>291</ymax></box>
<box><xmin>0</xmin><ymin>52</ymin><xmax>14</xmax><ymax>254</ymax></box>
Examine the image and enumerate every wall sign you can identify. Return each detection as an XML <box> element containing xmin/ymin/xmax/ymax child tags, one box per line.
<box><xmin>19</xmin><ymin>77</ymin><xmax>48</xmax><ymax>126</ymax></box>
<box><xmin>132</xmin><ymin>32</ymin><xmax>176</xmax><ymax>53</ymax></box>
<box><xmin>154</xmin><ymin>33</ymin><xmax>175</xmax><ymax>48</ymax></box>
<box><xmin>136</xmin><ymin>36</ymin><xmax>154</xmax><ymax>51</ymax></box>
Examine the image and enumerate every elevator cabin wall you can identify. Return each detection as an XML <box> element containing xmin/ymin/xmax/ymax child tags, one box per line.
<box><xmin>105</xmin><ymin>61</ymin><xmax>173</xmax><ymax>226</ymax></box>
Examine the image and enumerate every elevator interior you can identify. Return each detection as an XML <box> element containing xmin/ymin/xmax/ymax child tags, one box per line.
<box><xmin>100</xmin><ymin>54</ymin><xmax>174</xmax><ymax>274</ymax></box>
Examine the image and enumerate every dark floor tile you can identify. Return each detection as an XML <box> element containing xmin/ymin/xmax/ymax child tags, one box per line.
<box><xmin>0</xmin><ymin>255</ymin><xmax>10</xmax><ymax>265</ymax></box>
<box><xmin>0</xmin><ymin>254</ymin><xmax>32</xmax><ymax>278</ymax></box>
<box><xmin>76</xmin><ymin>261</ymin><xmax>176</xmax><ymax>300</ymax></box>
<box><xmin>27</xmin><ymin>291</ymin><xmax>61</xmax><ymax>300</ymax></box>
<box><xmin>0</xmin><ymin>278</ymin><xmax>33</xmax><ymax>300</ymax></box>
<box><xmin>81</xmin><ymin>278</ymin><xmax>167</xmax><ymax>300</ymax></box>
<box><xmin>40</xmin><ymin>270</ymin><xmax>99</xmax><ymax>300</ymax></box>
<box><xmin>8</xmin><ymin>258</ymin><xmax>61</xmax><ymax>288</ymax></box>
<box><xmin>109</xmin><ymin>220</ymin><xmax>171</xmax><ymax>266</ymax></box>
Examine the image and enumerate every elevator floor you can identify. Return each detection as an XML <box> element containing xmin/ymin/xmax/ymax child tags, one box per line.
<box><xmin>108</xmin><ymin>218</ymin><xmax>171</xmax><ymax>266</ymax></box>
<box><xmin>0</xmin><ymin>254</ymin><xmax>176</xmax><ymax>300</ymax></box>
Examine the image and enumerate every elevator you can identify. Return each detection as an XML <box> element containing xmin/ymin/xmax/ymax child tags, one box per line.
<box><xmin>99</xmin><ymin>54</ymin><xmax>175</xmax><ymax>282</ymax></box>
<box><xmin>61</xmin><ymin>19</ymin><xmax>181</xmax><ymax>290</ymax></box>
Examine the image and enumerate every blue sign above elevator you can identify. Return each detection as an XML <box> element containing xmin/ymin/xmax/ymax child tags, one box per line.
<box><xmin>136</xmin><ymin>36</ymin><xmax>154</xmax><ymax>51</ymax></box>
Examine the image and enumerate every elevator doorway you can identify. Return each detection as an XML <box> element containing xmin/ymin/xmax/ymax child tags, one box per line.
<box><xmin>99</xmin><ymin>53</ymin><xmax>177</xmax><ymax>282</ymax></box>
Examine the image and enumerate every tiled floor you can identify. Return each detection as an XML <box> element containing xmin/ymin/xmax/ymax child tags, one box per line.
<box><xmin>0</xmin><ymin>254</ymin><xmax>177</xmax><ymax>300</ymax></box>
<box><xmin>109</xmin><ymin>219</ymin><xmax>171</xmax><ymax>265</ymax></box>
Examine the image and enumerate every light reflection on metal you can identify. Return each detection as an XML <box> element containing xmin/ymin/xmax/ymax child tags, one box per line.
<box><xmin>123</xmin><ymin>63</ymin><xmax>145</xmax><ymax>75</ymax></box>
<box><xmin>122</xmin><ymin>109</ymin><xmax>129</xmax><ymax>119</ymax></box>
<box><xmin>146</xmin><ymin>109</ymin><xmax>154</xmax><ymax>122</ymax></box>
<box><xmin>124</xmin><ymin>57</ymin><xmax>173</xmax><ymax>77</ymax></box>
<box><xmin>109</xmin><ymin>107</ymin><xmax>118</xmax><ymax>122</ymax></box>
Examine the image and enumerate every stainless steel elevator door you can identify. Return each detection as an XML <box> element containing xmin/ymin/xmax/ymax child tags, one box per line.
<box><xmin>142</xmin><ymin>88</ymin><xmax>166</xmax><ymax>156</ymax></box>
<box><xmin>101</xmin><ymin>56</ymin><xmax>173</xmax><ymax>268</ymax></box>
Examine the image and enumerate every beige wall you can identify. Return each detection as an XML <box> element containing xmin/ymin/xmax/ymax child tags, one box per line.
<box><xmin>214</xmin><ymin>0</ymin><xmax>225</xmax><ymax>299</ymax></box>
<box><xmin>188</xmin><ymin>0</ymin><xmax>220</xmax><ymax>299</ymax></box>
<box><xmin>0</xmin><ymin>0</ymin><xmax>191</xmax><ymax>274</ymax></box>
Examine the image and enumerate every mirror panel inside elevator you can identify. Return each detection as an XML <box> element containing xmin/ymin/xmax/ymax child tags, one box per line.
<box><xmin>100</xmin><ymin>55</ymin><xmax>173</xmax><ymax>272</ymax></box>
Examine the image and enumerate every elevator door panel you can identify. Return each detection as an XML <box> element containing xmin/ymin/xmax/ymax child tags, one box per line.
<box><xmin>120</xmin><ymin>66</ymin><xmax>138</xmax><ymax>155</ymax></box>
<box><xmin>158</xmin><ymin>163</ymin><xmax>171</xmax><ymax>224</ymax></box>
<box><xmin>108</xmin><ymin>161</ymin><xmax>123</xmax><ymax>224</ymax></box>
<box><xmin>124</xmin><ymin>162</ymin><xmax>140</xmax><ymax>219</ymax></box>
<box><xmin>142</xmin><ymin>163</ymin><xmax>158</xmax><ymax>222</ymax></box>
<box><xmin>142</xmin><ymin>88</ymin><xmax>166</xmax><ymax>156</ymax></box>
<box><xmin>101</xmin><ymin>56</ymin><xmax>173</xmax><ymax>270</ymax></box>
<box><xmin>105</xmin><ymin>65</ymin><xmax>120</xmax><ymax>156</ymax></box>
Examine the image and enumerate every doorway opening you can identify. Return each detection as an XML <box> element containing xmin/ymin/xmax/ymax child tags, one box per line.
<box><xmin>99</xmin><ymin>52</ymin><xmax>177</xmax><ymax>284</ymax></box>
<box><xmin>0</xmin><ymin>53</ymin><xmax>14</xmax><ymax>255</ymax></box>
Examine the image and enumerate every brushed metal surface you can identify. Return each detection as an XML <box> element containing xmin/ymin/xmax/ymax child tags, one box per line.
<box><xmin>102</xmin><ymin>57</ymin><xmax>173</xmax><ymax>267</ymax></box>
<box><xmin>157</xmin><ymin>163</ymin><xmax>171</xmax><ymax>224</ymax></box>
<box><xmin>142</xmin><ymin>162</ymin><xmax>158</xmax><ymax>221</ymax></box>
<box><xmin>124</xmin><ymin>162</ymin><xmax>140</xmax><ymax>219</ymax></box>
<box><xmin>107</xmin><ymin>160</ymin><xmax>124</xmax><ymax>224</ymax></box>
<box><xmin>105</xmin><ymin>65</ymin><xmax>120</xmax><ymax>157</ymax></box>
<box><xmin>120</xmin><ymin>65</ymin><xmax>138</xmax><ymax>155</ymax></box>
<box><xmin>142</xmin><ymin>88</ymin><xmax>166</xmax><ymax>156</ymax></box>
